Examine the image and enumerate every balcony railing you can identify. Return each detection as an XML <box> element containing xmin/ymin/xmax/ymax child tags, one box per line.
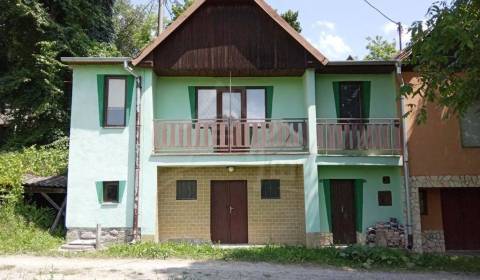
<box><xmin>317</xmin><ymin>118</ymin><xmax>402</xmax><ymax>155</ymax></box>
<box><xmin>153</xmin><ymin>118</ymin><xmax>308</xmax><ymax>154</ymax></box>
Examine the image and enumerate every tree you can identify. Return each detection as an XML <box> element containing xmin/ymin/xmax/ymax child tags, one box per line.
<box><xmin>281</xmin><ymin>10</ymin><xmax>302</xmax><ymax>33</ymax></box>
<box><xmin>364</xmin><ymin>36</ymin><xmax>397</xmax><ymax>60</ymax></box>
<box><xmin>113</xmin><ymin>0</ymin><xmax>157</xmax><ymax>57</ymax></box>
<box><xmin>402</xmin><ymin>0</ymin><xmax>480</xmax><ymax>121</ymax></box>
<box><xmin>171</xmin><ymin>0</ymin><xmax>194</xmax><ymax>22</ymax></box>
<box><xmin>0</xmin><ymin>0</ymin><xmax>115</xmax><ymax>147</ymax></box>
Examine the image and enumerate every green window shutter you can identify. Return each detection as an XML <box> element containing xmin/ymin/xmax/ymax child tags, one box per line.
<box><xmin>188</xmin><ymin>86</ymin><xmax>197</xmax><ymax>119</ymax></box>
<box><xmin>95</xmin><ymin>181</ymin><xmax>104</xmax><ymax>203</ymax></box>
<box><xmin>126</xmin><ymin>76</ymin><xmax>135</xmax><ymax>122</ymax></box>
<box><xmin>354</xmin><ymin>179</ymin><xmax>365</xmax><ymax>233</ymax></box>
<box><xmin>321</xmin><ymin>179</ymin><xmax>332</xmax><ymax>232</ymax></box>
<box><xmin>118</xmin><ymin>181</ymin><xmax>126</xmax><ymax>203</ymax></box>
<box><xmin>361</xmin><ymin>81</ymin><xmax>371</xmax><ymax>119</ymax></box>
<box><xmin>266</xmin><ymin>86</ymin><xmax>274</xmax><ymax>119</ymax></box>
<box><xmin>332</xmin><ymin>82</ymin><xmax>340</xmax><ymax>118</ymax></box>
<box><xmin>97</xmin><ymin>75</ymin><xmax>106</xmax><ymax>127</ymax></box>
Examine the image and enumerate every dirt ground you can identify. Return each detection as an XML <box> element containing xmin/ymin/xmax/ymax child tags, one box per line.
<box><xmin>0</xmin><ymin>255</ymin><xmax>478</xmax><ymax>280</ymax></box>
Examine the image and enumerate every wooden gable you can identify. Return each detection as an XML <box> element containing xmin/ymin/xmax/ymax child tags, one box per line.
<box><xmin>135</xmin><ymin>0</ymin><xmax>327</xmax><ymax>76</ymax></box>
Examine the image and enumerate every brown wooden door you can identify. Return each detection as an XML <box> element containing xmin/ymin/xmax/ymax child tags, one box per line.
<box><xmin>331</xmin><ymin>180</ymin><xmax>357</xmax><ymax>245</ymax></box>
<box><xmin>211</xmin><ymin>181</ymin><xmax>248</xmax><ymax>244</ymax></box>
<box><xmin>441</xmin><ymin>188</ymin><xmax>480</xmax><ymax>250</ymax></box>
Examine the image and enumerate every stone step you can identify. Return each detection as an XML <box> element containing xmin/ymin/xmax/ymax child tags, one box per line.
<box><xmin>60</xmin><ymin>243</ymin><xmax>96</xmax><ymax>252</ymax></box>
<box><xmin>69</xmin><ymin>239</ymin><xmax>96</xmax><ymax>246</ymax></box>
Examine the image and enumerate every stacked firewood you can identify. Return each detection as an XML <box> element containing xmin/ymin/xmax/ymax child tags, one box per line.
<box><xmin>366</xmin><ymin>218</ymin><xmax>405</xmax><ymax>248</ymax></box>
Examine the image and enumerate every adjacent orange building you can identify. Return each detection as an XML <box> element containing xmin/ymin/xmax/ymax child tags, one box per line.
<box><xmin>401</xmin><ymin>70</ymin><xmax>480</xmax><ymax>252</ymax></box>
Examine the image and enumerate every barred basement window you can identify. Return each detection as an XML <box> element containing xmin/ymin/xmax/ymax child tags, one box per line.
<box><xmin>378</xmin><ymin>191</ymin><xmax>392</xmax><ymax>206</ymax></box>
<box><xmin>176</xmin><ymin>180</ymin><xmax>197</xmax><ymax>200</ymax></box>
<box><xmin>261</xmin><ymin>180</ymin><xmax>280</xmax><ymax>199</ymax></box>
<box><xmin>103</xmin><ymin>181</ymin><xmax>119</xmax><ymax>203</ymax></box>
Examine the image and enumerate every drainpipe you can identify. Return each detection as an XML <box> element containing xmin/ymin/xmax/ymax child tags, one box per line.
<box><xmin>396</xmin><ymin>61</ymin><xmax>413</xmax><ymax>249</ymax></box>
<box><xmin>123</xmin><ymin>60</ymin><xmax>142</xmax><ymax>242</ymax></box>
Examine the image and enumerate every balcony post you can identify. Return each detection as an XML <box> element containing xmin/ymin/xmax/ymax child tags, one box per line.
<box><xmin>303</xmin><ymin>69</ymin><xmax>321</xmax><ymax>248</ymax></box>
<box><xmin>303</xmin><ymin>68</ymin><xmax>318</xmax><ymax>155</ymax></box>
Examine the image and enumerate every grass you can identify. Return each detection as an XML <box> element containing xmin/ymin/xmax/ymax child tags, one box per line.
<box><xmin>90</xmin><ymin>242</ymin><xmax>480</xmax><ymax>273</ymax></box>
<box><xmin>0</xmin><ymin>209</ymin><xmax>64</xmax><ymax>255</ymax></box>
<box><xmin>1</xmin><ymin>221</ymin><xmax>480</xmax><ymax>274</ymax></box>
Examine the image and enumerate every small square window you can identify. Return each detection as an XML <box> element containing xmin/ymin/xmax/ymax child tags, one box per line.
<box><xmin>261</xmin><ymin>180</ymin><xmax>280</xmax><ymax>199</ymax></box>
<box><xmin>103</xmin><ymin>181</ymin><xmax>119</xmax><ymax>203</ymax></box>
<box><xmin>382</xmin><ymin>176</ymin><xmax>391</xmax><ymax>184</ymax></box>
<box><xmin>176</xmin><ymin>180</ymin><xmax>197</xmax><ymax>200</ymax></box>
<box><xmin>378</xmin><ymin>191</ymin><xmax>392</xmax><ymax>206</ymax></box>
<box><xmin>419</xmin><ymin>189</ymin><xmax>428</xmax><ymax>215</ymax></box>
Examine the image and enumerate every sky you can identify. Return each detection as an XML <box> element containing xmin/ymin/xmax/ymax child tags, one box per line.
<box><xmin>132</xmin><ymin>0</ymin><xmax>435</xmax><ymax>60</ymax></box>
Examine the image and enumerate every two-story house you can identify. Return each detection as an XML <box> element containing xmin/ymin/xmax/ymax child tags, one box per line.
<box><xmin>399</xmin><ymin>52</ymin><xmax>480</xmax><ymax>252</ymax></box>
<box><xmin>62</xmin><ymin>0</ymin><xmax>404</xmax><ymax>247</ymax></box>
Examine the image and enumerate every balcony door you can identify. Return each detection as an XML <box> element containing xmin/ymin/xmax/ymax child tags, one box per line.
<box><xmin>339</xmin><ymin>82</ymin><xmax>363</xmax><ymax>150</ymax></box>
<box><xmin>339</xmin><ymin>82</ymin><xmax>362</xmax><ymax>120</ymax></box>
<box><xmin>197</xmin><ymin>88</ymin><xmax>266</xmax><ymax>151</ymax></box>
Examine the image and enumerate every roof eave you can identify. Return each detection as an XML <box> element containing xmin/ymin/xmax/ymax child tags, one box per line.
<box><xmin>61</xmin><ymin>57</ymin><xmax>131</xmax><ymax>65</ymax></box>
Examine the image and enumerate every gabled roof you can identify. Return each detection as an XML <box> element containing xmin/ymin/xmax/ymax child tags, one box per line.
<box><xmin>132</xmin><ymin>0</ymin><xmax>328</xmax><ymax>66</ymax></box>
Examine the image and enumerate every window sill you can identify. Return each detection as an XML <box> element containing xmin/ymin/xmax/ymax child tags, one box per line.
<box><xmin>101</xmin><ymin>202</ymin><xmax>119</xmax><ymax>207</ymax></box>
<box><xmin>101</xmin><ymin>126</ymin><xmax>126</xmax><ymax>129</ymax></box>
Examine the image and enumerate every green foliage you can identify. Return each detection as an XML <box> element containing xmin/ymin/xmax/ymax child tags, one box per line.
<box><xmin>0</xmin><ymin>137</ymin><xmax>68</xmax><ymax>205</ymax></box>
<box><xmin>98</xmin><ymin>242</ymin><xmax>480</xmax><ymax>273</ymax></box>
<box><xmin>0</xmin><ymin>0</ymin><xmax>115</xmax><ymax>147</ymax></box>
<box><xmin>171</xmin><ymin>0</ymin><xmax>194</xmax><ymax>22</ymax></box>
<box><xmin>364</xmin><ymin>36</ymin><xmax>397</xmax><ymax>60</ymax></box>
<box><xmin>280</xmin><ymin>10</ymin><xmax>302</xmax><ymax>33</ymax></box>
<box><xmin>403</xmin><ymin>0</ymin><xmax>480</xmax><ymax>121</ymax></box>
<box><xmin>113</xmin><ymin>0</ymin><xmax>157</xmax><ymax>57</ymax></box>
<box><xmin>0</xmin><ymin>206</ymin><xmax>63</xmax><ymax>254</ymax></box>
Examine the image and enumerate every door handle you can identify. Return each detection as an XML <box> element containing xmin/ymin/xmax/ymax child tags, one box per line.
<box><xmin>341</xmin><ymin>206</ymin><xmax>344</xmax><ymax>213</ymax></box>
<box><xmin>229</xmin><ymin>206</ymin><xmax>235</xmax><ymax>214</ymax></box>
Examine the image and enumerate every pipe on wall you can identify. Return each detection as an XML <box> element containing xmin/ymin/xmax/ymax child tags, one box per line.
<box><xmin>396</xmin><ymin>61</ymin><xmax>413</xmax><ymax>249</ymax></box>
<box><xmin>123</xmin><ymin>60</ymin><xmax>142</xmax><ymax>242</ymax></box>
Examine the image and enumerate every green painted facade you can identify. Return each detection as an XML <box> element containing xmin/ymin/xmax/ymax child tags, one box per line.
<box><xmin>154</xmin><ymin>76</ymin><xmax>306</xmax><ymax>120</ymax></box>
<box><xmin>66</xmin><ymin>63</ymin><xmax>403</xmax><ymax>244</ymax></box>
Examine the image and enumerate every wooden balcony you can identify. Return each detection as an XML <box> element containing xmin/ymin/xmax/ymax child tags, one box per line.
<box><xmin>153</xmin><ymin>119</ymin><xmax>308</xmax><ymax>154</ymax></box>
<box><xmin>317</xmin><ymin>118</ymin><xmax>402</xmax><ymax>155</ymax></box>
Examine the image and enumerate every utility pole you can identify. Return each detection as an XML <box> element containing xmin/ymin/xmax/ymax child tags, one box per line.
<box><xmin>397</xmin><ymin>22</ymin><xmax>403</xmax><ymax>51</ymax></box>
<box><xmin>157</xmin><ymin>0</ymin><xmax>165</xmax><ymax>35</ymax></box>
<box><xmin>363</xmin><ymin>0</ymin><xmax>403</xmax><ymax>51</ymax></box>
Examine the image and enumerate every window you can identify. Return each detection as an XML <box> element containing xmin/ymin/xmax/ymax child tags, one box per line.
<box><xmin>460</xmin><ymin>101</ymin><xmax>480</xmax><ymax>147</ymax></box>
<box><xmin>103</xmin><ymin>181</ymin><xmax>119</xmax><ymax>203</ymax></box>
<box><xmin>261</xmin><ymin>180</ymin><xmax>280</xmax><ymax>199</ymax></box>
<box><xmin>104</xmin><ymin>76</ymin><xmax>127</xmax><ymax>127</ymax></box>
<box><xmin>222</xmin><ymin>91</ymin><xmax>242</xmax><ymax>119</ymax></box>
<box><xmin>196</xmin><ymin>87</ymin><xmax>267</xmax><ymax>121</ymax></box>
<box><xmin>176</xmin><ymin>180</ymin><xmax>197</xmax><ymax>200</ymax></box>
<box><xmin>197</xmin><ymin>89</ymin><xmax>217</xmax><ymax>120</ymax></box>
<box><xmin>247</xmin><ymin>89</ymin><xmax>266</xmax><ymax>120</ymax></box>
<box><xmin>378</xmin><ymin>191</ymin><xmax>392</xmax><ymax>206</ymax></box>
<box><xmin>382</xmin><ymin>176</ymin><xmax>391</xmax><ymax>184</ymax></box>
<box><xmin>419</xmin><ymin>189</ymin><xmax>428</xmax><ymax>215</ymax></box>
<box><xmin>339</xmin><ymin>82</ymin><xmax>362</xmax><ymax>119</ymax></box>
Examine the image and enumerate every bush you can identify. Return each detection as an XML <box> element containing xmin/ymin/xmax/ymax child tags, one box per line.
<box><xmin>0</xmin><ymin>138</ymin><xmax>68</xmax><ymax>254</ymax></box>
<box><xmin>0</xmin><ymin>137</ymin><xmax>68</xmax><ymax>206</ymax></box>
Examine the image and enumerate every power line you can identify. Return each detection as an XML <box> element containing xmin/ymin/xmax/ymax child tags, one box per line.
<box><xmin>362</xmin><ymin>0</ymin><xmax>403</xmax><ymax>50</ymax></box>
<box><xmin>363</xmin><ymin>0</ymin><xmax>398</xmax><ymax>24</ymax></box>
